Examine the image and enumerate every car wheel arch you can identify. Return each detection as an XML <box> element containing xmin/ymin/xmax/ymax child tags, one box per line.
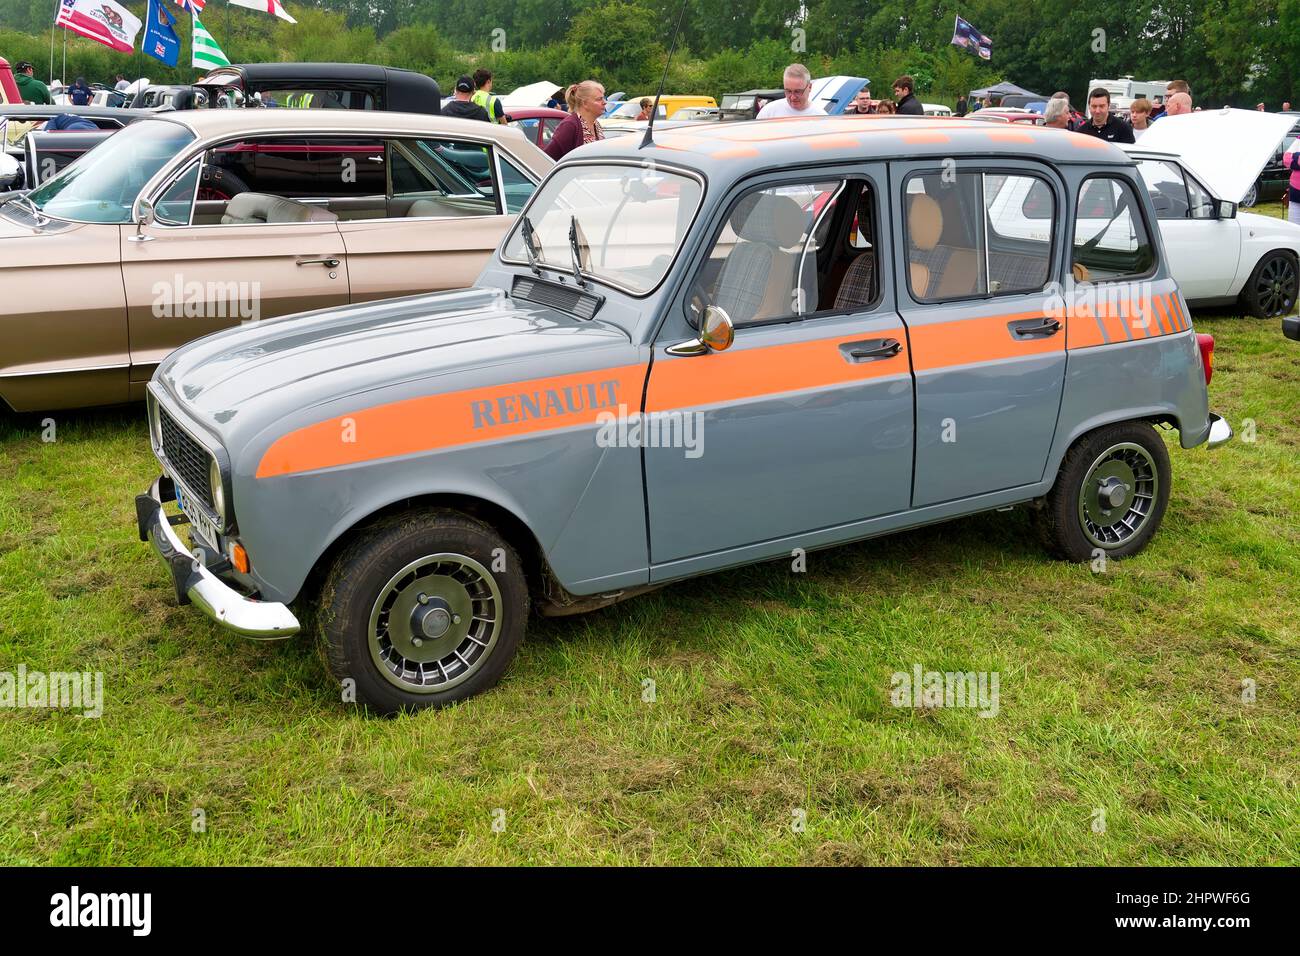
<box><xmin>1042</xmin><ymin>409</ymin><xmax>1183</xmax><ymax>492</ymax></box>
<box><xmin>295</xmin><ymin>491</ymin><xmax>550</xmax><ymax>614</ymax></box>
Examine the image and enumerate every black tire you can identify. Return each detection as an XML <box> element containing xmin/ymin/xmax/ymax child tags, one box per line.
<box><xmin>1241</xmin><ymin>181</ymin><xmax>1259</xmax><ymax>208</ymax></box>
<box><xmin>1035</xmin><ymin>421</ymin><xmax>1171</xmax><ymax>562</ymax></box>
<box><xmin>317</xmin><ymin>510</ymin><xmax>528</xmax><ymax>715</ymax></box>
<box><xmin>1241</xmin><ymin>250</ymin><xmax>1299</xmax><ymax>319</ymax></box>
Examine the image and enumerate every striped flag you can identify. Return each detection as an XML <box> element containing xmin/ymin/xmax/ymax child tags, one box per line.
<box><xmin>171</xmin><ymin>0</ymin><xmax>205</xmax><ymax>12</ymax></box>
<box><xmin>228</xmin><ymin>0</ymin><xmax>296</xmax><ymax>23</ymax></box>
<box><xmin>191</xmin><ymin>12</ymin><xmax>230</xmax><ymax>69</ymax></box>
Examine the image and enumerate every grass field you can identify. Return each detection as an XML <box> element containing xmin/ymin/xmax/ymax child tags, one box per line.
<box><xmin>2</xmin><ymin>214</ymin><xmax>1298</xmax><ymax>864</ymax></box>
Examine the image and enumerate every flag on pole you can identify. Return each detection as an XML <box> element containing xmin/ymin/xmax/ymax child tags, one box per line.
<box><xmin>951</xmin><ymin>15</ymin><xmax>992</xmax><ymax>61</ymax></box>
<box><xmin>55</xmin><ymin>0</ymin><xmax>142</xmax><ymax>54</ymax></box>
<box><xmin>143</xmin><ymin>0</ymin><xmax>180</xmax><ymax>67</ymax></box>
<box><xmin>228</xmin><ymin>0</ymin><xmax>296</xmax><ymax>24</ymax></box>
<box><xmin>191</xmin><ymin>12</ymin><xmax>230</xmax><ymax>69</ymax></box>
<box><xmin>171</xmin><ymin>0</ymin><xmax>205</xmax><ymax>12</ymax></box>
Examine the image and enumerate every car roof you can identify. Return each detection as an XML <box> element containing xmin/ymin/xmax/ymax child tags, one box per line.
<box><xmin>150</xmin><ymin>108</ymin><xmax>534</xmax><ymax>144</ymax></box>
<box><xmin>1</xmin><ymin>104</ymin><xmax>153</xmax><ymax>120</ymax></box>
<box><xmin>579</xmin><ymin>116</ymin><xmax>1132</xmax><ymax>175</ymax></box>
<box><xmin>204</xmin><ymin>63</ymin><xmax>411</xmax><ymax>82</ymax></box>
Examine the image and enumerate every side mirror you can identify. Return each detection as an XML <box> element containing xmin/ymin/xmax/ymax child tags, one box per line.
<box><xmin>129</xmin><ymin>199</ymin><xmax>156</xmax><ymax>242</ymax></box>
<box><xmin>668</xmin><ymin>304</ymin><xmax>734</xmax><ymax>356</ymax></box>
<box><xmin>1217</xmin><ymin>200</ymin><xmax>1237</xmax><ymax>219</ymax></box>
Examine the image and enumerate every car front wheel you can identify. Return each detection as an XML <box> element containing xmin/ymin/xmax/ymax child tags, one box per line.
<box><xmin>1241</xmin><ymin>181</ymin><xmax>1259</xmax><ymax>207</ymax></box>
<box><xmin>1241</xmin><ymin>250</ymin><xmax>1299</xmax><ymax>319</ymax></box>
<box><xmin>1035</xmin><ymin>421</ymin><xmax>1171</xmax><ymax>562</ymax></box>
<box><xmin>318</xmin><ymin>510</ymin><xmax>529</xmax><ymax>715</ymax></box>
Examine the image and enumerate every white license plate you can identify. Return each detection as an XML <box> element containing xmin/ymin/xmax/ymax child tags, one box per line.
<box><xmin>174</xmin><ymin>481</ymin><xmax>221</xmax><ymax>551</ymax></box>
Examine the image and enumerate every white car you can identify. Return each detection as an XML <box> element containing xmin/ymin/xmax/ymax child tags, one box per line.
<box><xmin>986</xmin><ymin>109</ymin><xmax>1298</xmax><ymax>318</ymax></box>
<box><xmin>922</xmin><ymin>103</ymin><xmax>952</xmax><ymax>117</ymax></box>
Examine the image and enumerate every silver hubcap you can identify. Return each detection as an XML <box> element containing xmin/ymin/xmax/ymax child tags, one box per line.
<box><xmin>367</xmin><ymin>553</ymin><xmax>502</xmax><ymax>694</ymax></box>
<box><xmin>1077</xmin><ymin>442</ymin><xmax>1158</xmax><ymax>548</ymax></box>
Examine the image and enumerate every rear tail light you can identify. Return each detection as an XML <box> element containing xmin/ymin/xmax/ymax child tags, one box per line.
<box><xmin>1196</xmin><ymin>333</ymin><xmax>1215</xmax><ymax>386</ymax></box>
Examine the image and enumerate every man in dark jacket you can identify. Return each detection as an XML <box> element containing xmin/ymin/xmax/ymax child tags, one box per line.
<box><xmin>893</xmin><ymin>75</ymin><xmax>924</xmax><ymax>115</ymax></box>
<box><xmin>1077</xmin><ymin>88</ymin><xmax>1134</xmax><ymax>144</ymax></box>
<box><xmin>442</xmin><ymin>75</ymin><xmax>490</xmax><ymax>122</ymax></box>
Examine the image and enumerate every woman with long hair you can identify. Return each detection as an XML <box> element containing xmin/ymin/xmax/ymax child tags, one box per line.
<box><xmin>543</xmin><ymin>81</ymin><xmax>607</xmax><ymax>161</ymax></box>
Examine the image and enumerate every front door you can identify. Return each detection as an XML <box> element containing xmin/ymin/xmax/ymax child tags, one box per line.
<box><xmin>644</xmin><ymin>168</ymin><xmax>915</xmax><ymax>570</ymax></box>
<box><xmin>119</xmin><ymin>154</ymin><xmax>349</xmax><ymax>381</ymax></box>
<box><xmin>892</xmin><ymin>161</ymin><xmax>1067</xmax><ymax>507</ymax></box>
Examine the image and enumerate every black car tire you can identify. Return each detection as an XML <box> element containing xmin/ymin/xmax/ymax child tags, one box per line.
<box><xmin>1240</xmin><ymin>250</ymin><xmax>1299</xmax><ymax>319</ymax></box>
<box><xmin>1241</xmin><ymin>181</ymin><xmax>1259</xmax><ymax>207</ymax></box>
<box><xmin>1036</xmin><ymin>421</ymin><xmax>1171</xmax><ymax>563</ymax></box>
<box><xmin>318</xmin><ymin>510</ymin><xmax>529</xmax><ymax>715</ymax></box>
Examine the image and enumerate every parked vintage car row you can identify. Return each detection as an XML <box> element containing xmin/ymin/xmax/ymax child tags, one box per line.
<box><xmin>131</xmin><ymin>116</ymin><xmax>1232</xmax><ymax>713</ymax></box>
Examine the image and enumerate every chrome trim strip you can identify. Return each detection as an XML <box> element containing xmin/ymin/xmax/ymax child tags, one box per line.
<box><xmin>0</xmin><ymin>363</ymin><xmax>128</xmax><ymax>377</ymax></box>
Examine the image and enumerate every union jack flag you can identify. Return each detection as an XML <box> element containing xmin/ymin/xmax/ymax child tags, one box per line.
<box><xmin>171</xmin><ymin>0</ymin><xmax>205</xmax><ymax>12</ymax></box>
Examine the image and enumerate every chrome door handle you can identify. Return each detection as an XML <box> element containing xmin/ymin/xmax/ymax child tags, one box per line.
<box><xmin>296</xmin><ymin>257</ymin><xmax>340</xmax><ymax>268</ymax></box>
<box><xmin>840</xmin><ymin>338</ymin><xmax>902</xmax><ymax>362</ymax></box>
<box><xmin>1009</xmin><ymin>317</ymin><xmax>1061</xmax><ymax>337</ymax></box>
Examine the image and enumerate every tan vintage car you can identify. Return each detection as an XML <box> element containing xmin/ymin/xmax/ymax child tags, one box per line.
<box><xmin>0</xmin><ymin>110</ymin><xmax>552</xmax><ymax>410</ymax></box>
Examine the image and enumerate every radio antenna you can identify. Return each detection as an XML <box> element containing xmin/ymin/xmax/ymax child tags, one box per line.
<box><xmin>640</xmin><ymin>0</ymin><xmax>690</xmax><ymax>149</ymax></box>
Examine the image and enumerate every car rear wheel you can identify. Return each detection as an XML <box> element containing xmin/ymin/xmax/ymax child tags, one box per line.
<box><xmin>1241</xmin><ymin>250</ymin><xmax>1299</xmax><ymax>319</ymax></box>
<box><xmin>317</xmin><ymin>510</ymin><xmax>528</xmax><ymax>715</ymax></box>
<box><xmin>1035</xmin><ymin>421</ymin><xmax>1171</xmax><ymax>562</ymax></box>
<box><xmin>1241</xmin><ymin>181</ymin><xmax>1259</xmax><ymax>208</ymax></box>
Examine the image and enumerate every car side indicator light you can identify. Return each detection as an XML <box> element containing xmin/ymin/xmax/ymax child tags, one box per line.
<box><xmin>230</xmin><ymin>542</ymin><xmax>250</xmax><ymax>575</ymax></box>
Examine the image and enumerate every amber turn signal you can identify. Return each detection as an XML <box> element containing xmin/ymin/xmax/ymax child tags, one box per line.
<box><xmin>230</xmin><ymin>542</ymin><xmax>250</xmax><ymax>575</ymax></box>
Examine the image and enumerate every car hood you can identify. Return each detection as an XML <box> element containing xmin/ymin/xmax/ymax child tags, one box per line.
<box><xmin>155</xmin><ymin>286</ymin><xmax>634</xmax><ymax>440</ymax></box>
<box><xmin>1137</xmin><ymin>108</ymin><xmax>1296</xmax><ymax>203</ymax></box>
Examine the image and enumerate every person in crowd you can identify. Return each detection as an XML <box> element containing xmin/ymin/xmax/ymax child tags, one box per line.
<box><xmin>443</xmin><ymin>75</ymin><xmax>490</xmax><ymax>121</ymax></box>
<box><xmin>1149</xmin><ymin>94</ymin><xmax>1165</xmax><ymax>120</ymax></box>
<box><xmin>1256</xmin><ymin>102</ymin><xmax>1267</xmax><ymax>111</ymax></box>
<box><xmin>1043</xmin><ymin>96</ymin><xmax>1073</xmax><ymax>129</ymax></box>
<box><xmin>1166</xmin><ymin>79</ymin><xmax>1191</xmax><ymax>110</ymax></box>
<box><xmin>1129</xmin><ymin>97</ymin><xmax>1152</xmax><ymax>137</ymax></box>
<box><xmin>1284</xmin><ymin>101</ymin><xmax>1293</xmax><ymax>111</ymax></box>
<box><xmin>955</xmin><ymin>94</ymin><xmax>968</xmax><ymax>116</ymax></box>
<box><xmin>113</xmin><ymin>74</ymin><xmax>129</xmax><ymax>93</ymax></box>
<box><xmin>68</xmin><ymin>77</ymin><xmax>92</xmax><ymax>106</ymax></box>
<box><xmin>546</xmin><ymin>87</ymin><xmax>568</xmax><ymax>111</ymax></box>
<box><xmin>874</xmin><ymin>99</ymin><xmax>897</xmax><ymax>114</ymax></box>
<box><xmin>1077</xmin><ymin>87</ymin><xmax>1134</xmax><ymax>143</ymax></box>
<box><xmin>1160</xmin><ymin>91</ymin><xmax>1192</xmax><ymax>119</ymax></box>
<box><xmin>1051</xmin><ymin>91</ymin><xmax>1084</xmax><ymax>128</ymax></box>
<box><xmin>44</xmin><ymin>113</ymin><xmax>98</xmax><ymax>131</ymax></box>
<box><xmin>893</xmin><ymin>75</ymin><xmax>924</xmax><ymax>115</ymax></box>
<box><xmin>543</xmin><ymin>80</ymin><xmax>606</xmax><ymax>160</ymax></box>
<box><xmin>470</xmin><ymin>69</ymin><xmax>506</xmax><ymax>124</ymax></box>
<box><xmin>757</xmin><ymin>64</ymin><xmax>826</xmax><ymax>118</ymax></box>
<box><xmin>843</xmin><ymin>86</ymin><xmax>873</xmax><ymax>115</ymax></box>
<box><xmin>14</xmin><ymin>62</ymin><xmax>51</xmax><ymax>105</ymax></box>
<box><xmin>634</xmin><ymin>96</ymin><xmax>655</xmax><ymax>121</ymax></box>
<box><xmin>1283</xmin><ymin>137</ymin><xmax>1300</xmax><ymax>224</ymax></box>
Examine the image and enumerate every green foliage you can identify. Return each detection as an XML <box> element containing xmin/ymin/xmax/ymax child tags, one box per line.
<box><xmin>0</xmin><ymin>0</ymin><xmax>1295</xmax><ymax>106</ymax></box>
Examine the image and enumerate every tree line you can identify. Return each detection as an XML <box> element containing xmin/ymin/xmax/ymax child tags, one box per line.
<box><xmin>1</xmin><ymin>0</ymin><xmax>1295</xmax><ymax>108</ymax></box>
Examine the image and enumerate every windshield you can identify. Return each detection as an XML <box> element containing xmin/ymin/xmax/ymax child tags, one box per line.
<box><xmin>502</xmin><ymin>163</ymin><xmax>704</xmax><ymax>295</ymax></box>
<box><xmin>608</xmin><ymin>101</ymin><xmax>646</xmax><ymax>119</ymax></box>
<box><xmin>25</xmin><ymin>120</ymin><xmax>195</xmax><ymax>223</ymax></box>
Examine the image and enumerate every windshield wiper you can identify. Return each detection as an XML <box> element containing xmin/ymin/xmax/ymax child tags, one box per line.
<box><xmin>568</xmin><ymin>216</ymin><xmax>589</xmax><ymax>289</ymax></box>
<box><xmin>1</xmin><ymin>193</ymin><xmax>47</xmax><ymax>225</ymax></box>
<box><xmin>520</xmin><ymin>214</ymin><xmax>543</xmax><ymax>276</ymax></box>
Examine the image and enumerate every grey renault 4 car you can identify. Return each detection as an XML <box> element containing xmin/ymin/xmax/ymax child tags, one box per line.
<box><xmin>136</xmin><ymin>116</ymin><xmax>1232</xmax><ymax>713</ymax></box>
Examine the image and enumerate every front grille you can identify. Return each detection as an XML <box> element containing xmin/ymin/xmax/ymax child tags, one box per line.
<box><xmin>158</xmin><ymin>407</ymin><xmax>214</xmax><ymax>509</ymax></box>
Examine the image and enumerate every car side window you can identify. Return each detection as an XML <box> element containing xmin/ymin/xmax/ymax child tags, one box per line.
<box><xmin>904</xmin><ymin>170</ymin><xmax>1053</xmax><ymax>302</ymax></box>
<box><xmin>154</xmin><ymin>162</ymin><xmax>200</xmax><ymax>226</ymax></box>
<box><xmin>1185</xmin><ymin>171</ymin><xmax>1216</xmax><ymax>219</ymax></box>
<box><xmin>688</xmin><ymin>179</ymin><xmax>848</xmax><ymax>328</ymax></box>
<box><xmin>1136</xmin><ymin>159</ymin><xmax>1191</xmax><ymax>219</ymax></box>
<box><xmin>390</xmin><ymin>138</ymin><xmax>499</xmax><ymax>217</ymax></box>
<box><xmin>1072</xmin><ymin>175</ymin><xmax>1155</xmax><ymax>281</ymax></box>
<box><xmin>497</xmin><ymin>155</ymin><xmax>536</xmax><ymax>214</ymax></box>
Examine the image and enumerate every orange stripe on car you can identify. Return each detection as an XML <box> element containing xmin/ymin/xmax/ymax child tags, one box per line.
<box><xmin>907</xmin><ymin>311</ymin><xmax>1059</xmax><ymax>371</ymax></box>
<box><xmin>256</xmin><ymin>364</ymin><xmax>648</xmax><ymax>479</ymax></box>
<box><xmin>645</xmin><ymin>329</ymin><xmax>910</xmax><ymax>412</ymax></box>
<box><xmin>1152</xmin><ymin>295</ymin><xmax>1175</xmax><ymax>334</ymax></box>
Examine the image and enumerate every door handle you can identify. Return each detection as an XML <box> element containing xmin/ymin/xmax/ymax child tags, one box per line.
<box><xmin>1009</xmin><ymin>317</ymin><xmax>1061</xmax><ymax>337</ymax></box>
<box><xmin>296</xmin><ymin>257</ymin><xmax>340</xmax><ymax>268</ymax></box>
<box><xmin>840</xmin><ymin>338</ymin><xmax>902</xmax><ymax>362</ymax></box>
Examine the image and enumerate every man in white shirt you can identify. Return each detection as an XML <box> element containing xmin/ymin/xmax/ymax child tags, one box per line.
<box><xmin>114</xmin><ymin>74</ymin><xmax>130</xmax><ymax>92</ymax></box>
<box><xmin>757</xmin><ymin>64</ymin><xmax>827</xmax><ymax>119</ymax></box>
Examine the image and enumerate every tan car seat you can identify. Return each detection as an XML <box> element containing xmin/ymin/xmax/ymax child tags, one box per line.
<box><xmin>221</xmin><ymin>192</ymin><xmax>339</xmax><ymax>225</ymax></box>
<box><xmin>712</xmin><ymin>192</ymin><xmax>807</xmax><ymax>324</ymax></box>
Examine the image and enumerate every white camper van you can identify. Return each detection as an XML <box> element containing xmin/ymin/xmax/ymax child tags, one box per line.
<box><xmin>1087</xmin><ymin>76</ymin><xmax>1170</xmax><ymax>110</ymax></box>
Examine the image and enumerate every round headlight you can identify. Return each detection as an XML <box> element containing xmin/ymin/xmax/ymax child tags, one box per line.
<box><xmin>209</xmin><ymin>458</ymin><xmax>226</xmax><ymax>524</ymax></box>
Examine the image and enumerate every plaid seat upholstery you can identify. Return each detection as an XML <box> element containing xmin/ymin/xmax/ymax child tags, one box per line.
<box><xmin>714</xmin><ymin>242</ymin><xmax>780</xmax><ymax>325</ymax></box>
<box><xmin>988</xmin><ymin>251</ymin><xmax>1048</xmax><ymax>292</ymax></box>
<box><xmin>908</xmin><ymin>244</ymin><xmax>980</xmax><ymax>298</ymax></box>
<box><xmin>834</xmin><ymin>253</ymin><xmax>875</xmax><ymax>310</ymax></box>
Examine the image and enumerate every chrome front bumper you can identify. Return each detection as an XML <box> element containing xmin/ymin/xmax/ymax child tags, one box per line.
<box><xmin>1284</xmin><ymin>316</ymin><xmax>1299</xmax><ymax>342</ymax></box>
<box><xmin>1206</xmin><ymin>412</ymin><xmax>1233</xmax><ymax>449</ymax></box>
<box><xmin>135</xmin><ymin>475</ymin><xmax>300</xmax><ymax>640</ymax></box>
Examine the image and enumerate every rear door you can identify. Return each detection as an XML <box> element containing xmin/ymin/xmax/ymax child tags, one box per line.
<box><xmin>644</xmin><ymin>166</ymin><xmax>915</xmax><ymax>569</ymax></box>
<box><xmin>332</xmin><ymin>134</ymin><xmax>538</xmax><ymax>303</ymax></box>
<box><xmin>892</xmin><ymin>160</ymin><xmax>1067</xmax><ymax>507</ymax></box>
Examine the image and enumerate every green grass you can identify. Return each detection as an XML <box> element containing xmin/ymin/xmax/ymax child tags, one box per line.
<box><xmin>2</xmin><ymin>275</ymin><xmax>1298</xmax><ymax>864</ymax></box>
